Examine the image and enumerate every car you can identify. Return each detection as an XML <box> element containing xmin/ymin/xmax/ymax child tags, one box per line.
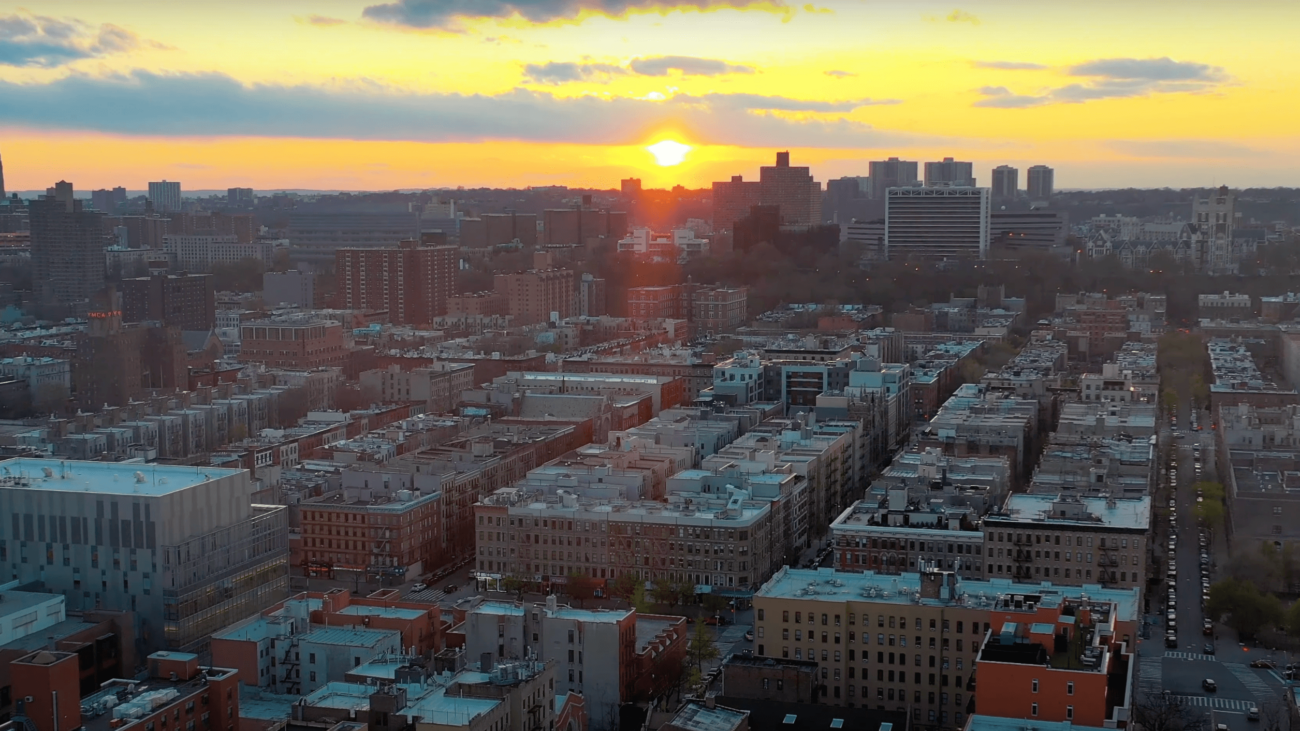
<box><xmin>1248</xmin><ymin>707</ymin><xmax>1260</xmax><ymax>722</ymax></box>
<box><xmin>705</xmin><ymin>616</ymin><xmax>730</xmax><ymax>626</ymax></box>
<box><xmin>1166</xmin><ymin>634</ymin><xmax>1179</xmax><ymax>648</ymax></box>
<box><xmin>1203</xmin><ymin>621</ymin><xmax>1214</xmax><ymax>636</ymax></box>
<box><xmin>1204</xmin><ymin>643</ymin><xmax>1215</xmax><ymax>655</ymax></box>
<box><xmin>1169</xmin><ymin>499</ymin><xmax>1177</xmax><ymax>508</ymax></box>
<box><xmin>1249</xmin><ymin>659</ymin><xmax>1275</xmax><ymax>669</ymax></box>
<box><xmin>411</xmin><ymin>582</ymin><xmax>427</xmax><ymax>592</ymax></box>
<box><xmin>744</xmin><ymin>629</ymin><xmax>755</xmax><ymax>641</ymax></box>
<box><xmin>1217</xmin><ymin>724</ymin><xmax>1230</xmax><ymax>731</ymax></box>
<box><xmin>1202</xmin><ymin>678</ymin><xmax>1217</xmax><ymax>692</ymax></box>
<box><xmin>444</xmin><ymin>584</ymin><xmax>458</xmax><ymax>593</ymax></box>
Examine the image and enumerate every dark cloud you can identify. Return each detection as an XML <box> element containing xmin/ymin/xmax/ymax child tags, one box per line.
<box><xmin>628</xmin><ymin>55</ymin><xmax>754</xmax><ymax>76</ymax></box>
<box><xmin>0</xmin><ymin>71</ymin><xmax>928</xmax><ymax>149</ymax></box>
<box><xmin>824</xmin><ymin>70</ymin><xmax>856</xmax><ymax>78</ymax></box>
<box><xmin>361</xmin><ymin>0</ymin><xmax>782</xmax><ymax>29</ymax></box>
<box><xmin>524</xmin><ymin>61</ymin><xmax>626</xmax><ymax>84</ymax></box>
<box><xmin>1069</xmin><ymin>57</ymin><xmax>1225</xmax><ymax>82</ymax></box>
<box><xmin>0</xmin><ymin>12</ymin><xmax>154</xmax><ymax>67</ymax></box>
<box><xmin>973</xmin><ymin>61</ymin><xmax>1045</xmax><ymax>70</ymax></box>
<box><xmin>974</xmin><ymin>56</ymin><xmax>1229</xmax><ymax>108</ymax></box>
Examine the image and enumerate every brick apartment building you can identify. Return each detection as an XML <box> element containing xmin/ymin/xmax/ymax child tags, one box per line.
<box><xmin>121</xmin><ymin>272</ymin><xmax>216</xmax><ymax>330</ymax></box>
<box><xmin>336</xmin><ymin>240</ymin><xmax>457</xmax><ymax>327</ymax></box>
<box><xmin>494</xmin><ymin>269</ymin><xmax>575</xmax><ymax>325</ymax></box>
<box><xmin>239</xmin><ymin>316</ymin><xmax>348</xmax><ymax>370</ymax></box>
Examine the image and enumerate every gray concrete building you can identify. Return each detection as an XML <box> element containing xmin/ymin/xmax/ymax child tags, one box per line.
<box><xmin>0</xmin><ymin>458</ymin><xmax>289</xmax><ymax>652</ymax></box>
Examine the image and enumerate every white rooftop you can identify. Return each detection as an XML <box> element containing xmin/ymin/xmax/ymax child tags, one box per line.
<box><xmin>0</xmin><ymin>458</ymin><xmax>244</xmax><ymax>497</ymax></box>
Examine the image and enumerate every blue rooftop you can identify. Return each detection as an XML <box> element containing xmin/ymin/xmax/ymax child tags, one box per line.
<box><xmin>0</xmin><ymin>458</ymin><xmax>244</xmax><ymax>496</ymax></box>
<box><xmin>301</xmin><ymin>626</ymin><xmax>398</xmax><ymax>647</ymax></box>
<box><xmin>336</xmin><ymin>605</ymin><xmax>427</xmax><ymax>620</ymax></box>
<box><xmin>965</xmin><ymin>715</ymin><xmax>1110</xmax><ymax>731</ymax></box>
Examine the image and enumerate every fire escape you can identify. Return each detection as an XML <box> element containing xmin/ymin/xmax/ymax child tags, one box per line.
<box><xmin>1011</xmin><ymin>536</ymin><xmax>1033</xmax><ymax>580</ymax></box>
<box><xmin>276</xmin><ymin>634</ymin><xmax>301</xmax><ymax>695</ymax></box>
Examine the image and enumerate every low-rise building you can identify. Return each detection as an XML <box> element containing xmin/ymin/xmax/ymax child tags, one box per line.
<box><xmin>751</xmin><ymin>567</ymin><xmax>1140</xmax><ymax>729</ymax></box>
<box><xmin>831</xmin><ymin>491</ymin><xmax>984</xmax><ymax>579</ymax></box>
<box><xmin>360</xmin><ymin>361</ymin><xmax>476</xmax><ymax>414</ymax></box>
<box><xmin>982</xmin><ymin>494</ymin><xmax>1150</xmax><ymax>590</ymax></box>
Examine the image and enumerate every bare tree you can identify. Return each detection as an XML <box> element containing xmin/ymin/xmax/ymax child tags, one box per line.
<box><xmin>1132</xmin><ymin>693</ymin><xmax>1208</xmax><ymax>731</ymax></box>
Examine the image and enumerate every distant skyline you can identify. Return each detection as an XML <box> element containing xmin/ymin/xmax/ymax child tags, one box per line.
<box><xmin>1</xmin><ymin>0</ymin><xmax>1297</xmax><ymax>190</ymax></box>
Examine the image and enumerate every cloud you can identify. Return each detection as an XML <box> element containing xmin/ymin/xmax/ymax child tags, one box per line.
<box><xmin>1069</xmin><ymin>57</ymin><xmax>1226</xmax><ymax>82</ymax></box>
<box><xmin>0</xmin><ymin>70</ymin><xmax>927</xmax><ymax>149</ymax></box>
<box><xmin>628</xmin><ymin>55</ymin><xmax>754</xmax><ymax>76</ymax></box>
<box><xmin>945</xmin><ymin>9</ymin><xmax>979</xmax><ymax>24</ymax></box>
<box><xmin>0</xmin><ymin>12</ymin><xmax>158</xmax><ymax>67</ymax></box>
<box><xmin>974</xmin><ymin>56</ymin><xmax>1230</xmax><ymax>108</ymax></box>
<box><xmin>675</xmin><ymin>92</ymin><xmax>899</xmax><ymax>112</ymax></box>
<box><xmin>824</xmin><ymin>70</ymin><xmax>856</xmax><ymax>78</ymax></box>
<box><xmin>524</xmin><ymin>60</ymin><xmax>626</xmax><ymax>84</ymax></box>
<box><xmin>361</xmin><ymin>0</ymin><xmax>784</xmax><ymax>29</ymax></box>
<box><xmin>302</xmin><ymin>15</ymin><xmax>347</xmax><ymax>26</ymax></box>
<box><xmin>973</xmin><ymin>60</ymin><xmax>1045</xmax><ymax>70</ymax></box>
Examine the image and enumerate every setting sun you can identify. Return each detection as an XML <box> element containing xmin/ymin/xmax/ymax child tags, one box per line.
<box><xmin>646</xmin><ymin>140</ymin><xmax>692</xmax><ymax>167</ymax></box>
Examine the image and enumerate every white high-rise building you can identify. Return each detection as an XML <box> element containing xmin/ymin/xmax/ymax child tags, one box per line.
<box><xmin>147</xmin><ymin>180</ymin><xmax>182</xmax><ymax>212</ymax></box>
<box><xmin>885</xmin><ymin>186</ymin><xmax>990</xmax><ymax>260</ymax></box>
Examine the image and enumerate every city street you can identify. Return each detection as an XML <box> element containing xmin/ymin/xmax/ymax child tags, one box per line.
<box><xmin>1138</xmin><ymin>402</ymin><xmax>1289</xmax><ymax>731</ymax></box>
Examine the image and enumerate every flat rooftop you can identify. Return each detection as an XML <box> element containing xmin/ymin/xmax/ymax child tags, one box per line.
<box><xmin>301</xmin><ymin>626</ymin><xmax>398</xmax><ymax>647</ymax></box>
<box><xmin>994</xmin><ymin>493</ymin><xmax>1151</xmax><ymax>531</ymax></box>
<box><xmin>0</xmin><ymin>458</ymin><xmax>244</xmax><ymax>496</ymax></box>
<box><xmin>668</xmin><ymin>702</ymin><xmax>748</xmax><ymax>731</ymax></box>
<box><xmin>966</xmin><ymin>716</ymin><xmax>1111</xmax><ymax>731</ymax></box>
<box><xmin>336</xmin><ymin>604</ymin><xmax>428</xmax><ymax>620</ymax></box>
<box><xmin>756</xmin><ymin>567</ymin><xmax>1140</xmax><ymax>622</ymax></box>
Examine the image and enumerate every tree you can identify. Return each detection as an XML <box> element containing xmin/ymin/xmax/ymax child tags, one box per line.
<box><xmin>702</xmin><ymin>593</ymin><xmax>729</xmax><ymax>614</ymax></box>
<box><xmin>1206</xmin><ymin>578</ymin><xmax>1284</xmax><ymax>638</ymax></box>
<box><xmin>1132</xmin><ymin>690</ymin><xmax>1207</xmax><ymax>731</ymax></box>
<box><xmin>500</xmin><ymin>575</ymin><xmax>527</xmax><ymax>601</ymax></box>
<box><xmin>1190</xmin><ymin>374</ymin><xmax>1210</xmax><ymax>410</ymax></box>
<box><xmin>609</xmin><ymin>572</ymin><xmax>638</xmax><ymax>602</ymax></box>
<box><xmin>1194</xmin><ymin>481</ymin><xmax>1225</xmax><ymax>502</ymax></box>
<box><xmin>1194</xmin><ymin>499</ymin><xmax>1224</xmax><ymax>530</ymax></box>
<box><xmin>1161</xmin><ymin>389</ymin><xmax>1179</xmax><ymax>417</ymax></box>
<box><xmin>687</xmin><ymin>621</ymin><xmax>719</xmax><ymax>670</ymax></box>
<box><xmin>652</xmin><ymin>581</ymin><xmax>682</xmax><ymax>607</ymax></box>
<box><xmin>631</xmin><ymin>583</ymin><xmax>653</xmax><ymax>614</ymax></box>
<box><xmin>276</xmin><ymin>386</ymin><xmax>312</xmax><ymax>427</ymax></box>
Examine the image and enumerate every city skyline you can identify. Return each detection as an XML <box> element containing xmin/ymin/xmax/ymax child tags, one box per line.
<box><xmin>0</xmin><ymin>0</ymin><xmax>1297</xmax><ymax>190</ymax></box>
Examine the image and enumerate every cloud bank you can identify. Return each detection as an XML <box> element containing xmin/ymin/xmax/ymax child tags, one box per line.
<box><xmin>0</xmin><ymin>71</ymin><xmax>921</xmax><ymax>148</ymax></box>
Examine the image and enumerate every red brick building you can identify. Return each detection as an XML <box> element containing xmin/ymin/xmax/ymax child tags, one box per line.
<box><xmin>494</xmin><ymin>269</ymin><xmax>575</xmax><ymax>325</ymax></box>
<box><xmin>239</xmin><ymin>316</ymin><xmax>348</xmax><ymax>370</ymax></box>
<box><xmin>336</xmin><ymin>240</ymin><xmax>457</xmax><ymax>327</ymax></box>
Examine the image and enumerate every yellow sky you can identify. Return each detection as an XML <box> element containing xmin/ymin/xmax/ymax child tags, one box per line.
<box><xmin>2</xmin><ymin>0</ymin><xmax>1297</xmax><ymax>190</ymax></box>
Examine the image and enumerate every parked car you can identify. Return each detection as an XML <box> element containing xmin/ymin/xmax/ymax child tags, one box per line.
<box><xmin>744</xmin><ymin>629</ymin><xmax>755</xmax><ymax>641</ymax></box>
<box><xmin>1202</xmin><ymin>678</ymin><xmax>1217</xmax><ymax>692</ymax></box>
<box><xmin>1165</xmin><ymin>634</ymin><xmax>1178</xmax><ymax>648</ymax></box>
<box><xmin>412</xmin><ymin>582</ymin><xmax>427</xmax><ymax>592</ymax></box>
<box><xmin>1249</xmin><ymin>659</ymin><xmax>1275</xmax><ymax>669</ymax></box>
<box><xmin>705</xmin><ymin>615</ymin><xmax>730</xmax><ymax>626</ymax></box>
<box><xmin>1204</xmin><ymin>643</ymin><xmax>1215</xmax><ymax>655</ymax></box>
<box><xmin>1203</xmin><ymin>621</ymin><xmax>1214</xmax><ymax>636</ymax></box>
<box><xmin>1248</xmin><ymin>707</ymin><xmax>1260</xmax><ymax>722</ymax></box>
<box><xmin>444</xmin><ymin>584</ymin><xmax>458</xmax><ymax>593</ymax></box>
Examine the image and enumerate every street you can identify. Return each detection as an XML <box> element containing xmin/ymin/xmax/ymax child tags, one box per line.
<box><xmin>1137</xmin><ymin>401</ymin><xmax>1289</xmax><ymax>731</ymax></box>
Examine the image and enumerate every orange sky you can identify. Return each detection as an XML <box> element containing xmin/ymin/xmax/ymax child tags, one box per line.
<box><xmin>2</xmin><ymin>0</ymin><xmax>1297</xmax><ymax>191</ymax></box>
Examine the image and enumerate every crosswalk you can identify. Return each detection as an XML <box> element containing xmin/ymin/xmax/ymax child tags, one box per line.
<box><xmin>1225</xmin><ymin>663</ymin><xmax>1274</xmax><ymax>699</ymax></box>
<box><xmin>1164</xmin><ymin>651</ymin><xmax>1218</xmax><ymax>662</ymax></box>
<box><xmin>1138</xmin><ymin>655</ymin><xmax>1163</xmax><ymax>697</ymax></box>
<box><xmin>405</xmin><ymin>588</ymin><xmax>448</xmax><ymax>603</ymax></box>
<box><xmin>1170</xmin><ymin>695</ymin><xmax>1256</xmax><ymax>712</ymax></box>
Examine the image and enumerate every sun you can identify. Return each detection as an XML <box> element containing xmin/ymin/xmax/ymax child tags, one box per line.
<box><xmin>646</xmin><ymin>139</ymin><xmax>691</xmax><ymax>167</ymax></box>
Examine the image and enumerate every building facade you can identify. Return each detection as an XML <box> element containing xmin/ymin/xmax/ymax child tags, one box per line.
<box><xmin>336</xmin><ymin>240</ymin><xmax>457</xmax><ymax>326</ymax></box>
<box><xmin>885</xmin><ymin>188</ymin><xmax>990</xmax><ymax>261</ymax></box>
<box><xmin>121</xmin><ymin>272</ymin><xmax>216</xmax><ymax>330</ymax></box>
<box><xmin>494</xmin><ymin>269</ymin><xmax>576</xmax><ymax>325</ymax></box>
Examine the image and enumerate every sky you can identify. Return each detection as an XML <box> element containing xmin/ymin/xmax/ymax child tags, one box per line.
<box><xmin>1</xmin><ymin>0</ymin><xmax>1297</xmax><ymax>192</ymax></box>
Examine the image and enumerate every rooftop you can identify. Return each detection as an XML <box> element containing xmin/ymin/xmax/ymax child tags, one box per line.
<box><xmin>667</xmin><ymin>702</ymin><xmax>748</xmax><ymax>731</ymax></box>
<box><xmin>0</xmin><ymin>458</ymin><xmax>244</xmax><ymax>496</ymax></box>
<box><xmin>965</xmin><ymin>715</ymin><xmax>1111</xmax><ymax>731</ymax></box>
<box><xmin>992</xmin><ymin>493</ymin><xmax>1151</xmax><ymax>531</ymax></box>
<box><xmin>300</xmin><ymin>626</ymin><xmax>399</xmax><ymax>647</ymax></box>
<box><xmin>755</xmin><ymin>567</ymin><xmax>1141</xmax><ymax>622</ymax></box>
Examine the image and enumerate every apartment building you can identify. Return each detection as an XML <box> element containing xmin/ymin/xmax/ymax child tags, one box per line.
<box><xmin>494</xmin><ymin>269</ymin><xmax>576</xmax><ymax>325</ymax></box>
<box><xmin>239</xmin><ymin>315</ymin><xmax>349</xmax><ymax>370</ymax></box>
<box><xmin>982</xmin><ymin>494</ymin><xmax>1150</xmax><ymax>590</ymax></box>
<box><xmin>751</xmin><ymin>567</ymin><xmax>1140</xmax><ymax>729</ymax></box>
<box><xmin>359</xmin><ymin>361</ymin><xmax>476</xmax><ymax>413</ymax></box>
<box><xmin>831</xmin><ymin>492</ymin><xmax>985</xmax><ymax>580</ymax></box>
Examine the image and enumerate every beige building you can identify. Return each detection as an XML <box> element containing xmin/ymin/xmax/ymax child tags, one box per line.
<box><xmin>751</xmin><ymin>567</ymin><xmax>1141</xmax><ymax>730</ymax></box>
<box><xmin>360</xmin><ymin>361</ymin><xmax>477</xmax><ymax>413</ymax></box>
<box><xmin>494</xmin><ymin>268</ymin><xmax>576</xmax><ymax>325</ymax></box>
<box><xmin>981</xmin><ymin>494</ymin><xmax>1150</xmax><ymax>591</ymax></box>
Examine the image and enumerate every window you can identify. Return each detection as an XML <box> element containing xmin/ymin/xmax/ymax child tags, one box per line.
<box><xmin>1067</xmin><ymin>682</ymin><xmax>1074</xmax><ymax>696</ymax></box>
<box><xmin>1032</xmin><ymin>679</ymin><xmax>1039</xmax><ymax>693</ymax></box>
<box><xmin>1031</xmin><ymin>704</ymin><xmax>1038</xmax><ymax>717</ymax></box>
<box><xmin>309</xmin><ymin>671</ymin><xmax>317</xmax><ymax>682</ymax></box>
<box><xmin>1067</xmin><ymin>707</ymin><xmax>1074</xmax><ymax>720</ymax></box>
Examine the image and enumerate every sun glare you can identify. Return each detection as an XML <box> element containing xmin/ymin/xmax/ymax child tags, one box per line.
<box><xmin>646</xmin><ymin>139</ymin><xmax>691</xmax><ymax>167</ymax></box>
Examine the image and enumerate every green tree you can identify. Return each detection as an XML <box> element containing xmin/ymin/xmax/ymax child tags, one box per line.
<box><xmin>687</xmin><ymin>621</ymin><xmax>719</xmax><ymax>669</ymax></box>
<box><xmin>1285</xmin><ymin>598</ymin><xmax>1300</xmax><ymax>637</ymax></box>
<box><xmin>1195</xmin><ymin>481</ymin><xmax>1225</xmax><ymax>502</ymax></box>
<box><xmin>1161</xmin><ymin>389</ymin><xmax>1179</xmax><ymax>417</ymax></box>
<box><xmin>1206</xmin><ymin>578</ymin><xmax>1284</xmax><ymax>638</ymax></box>
<box><xmin>1194</xmin><ymin>499</ymin><xmax>1224</xmax><ymax>530</ymax></box>
<box><xmin>500</xmin><ymin>575</ymin><xmax>527</xmax><ymax>601</ymax></box>
<box><xmin>609</xmin><ymin>572</ymin><xmax>638</xmax><ymax>602</ymax></box>
<box><xmin>1190</xmin><ymin>374</ymin><xmax>1210</xmax><ymax>410</ymax></box>
<box><xmin>631</xmin><ymin>583</ymin><xmax>653</xmax><ymax>614</ymax></box>
<box><xmin>652</xmin><ymin>581</ymin><xmax>682</xmax><ymax>606</ymax></box>
<box><xmin>702</xmin><ymin>593</ymin><xmax>728</xmax><ymax>614</ymax></box>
